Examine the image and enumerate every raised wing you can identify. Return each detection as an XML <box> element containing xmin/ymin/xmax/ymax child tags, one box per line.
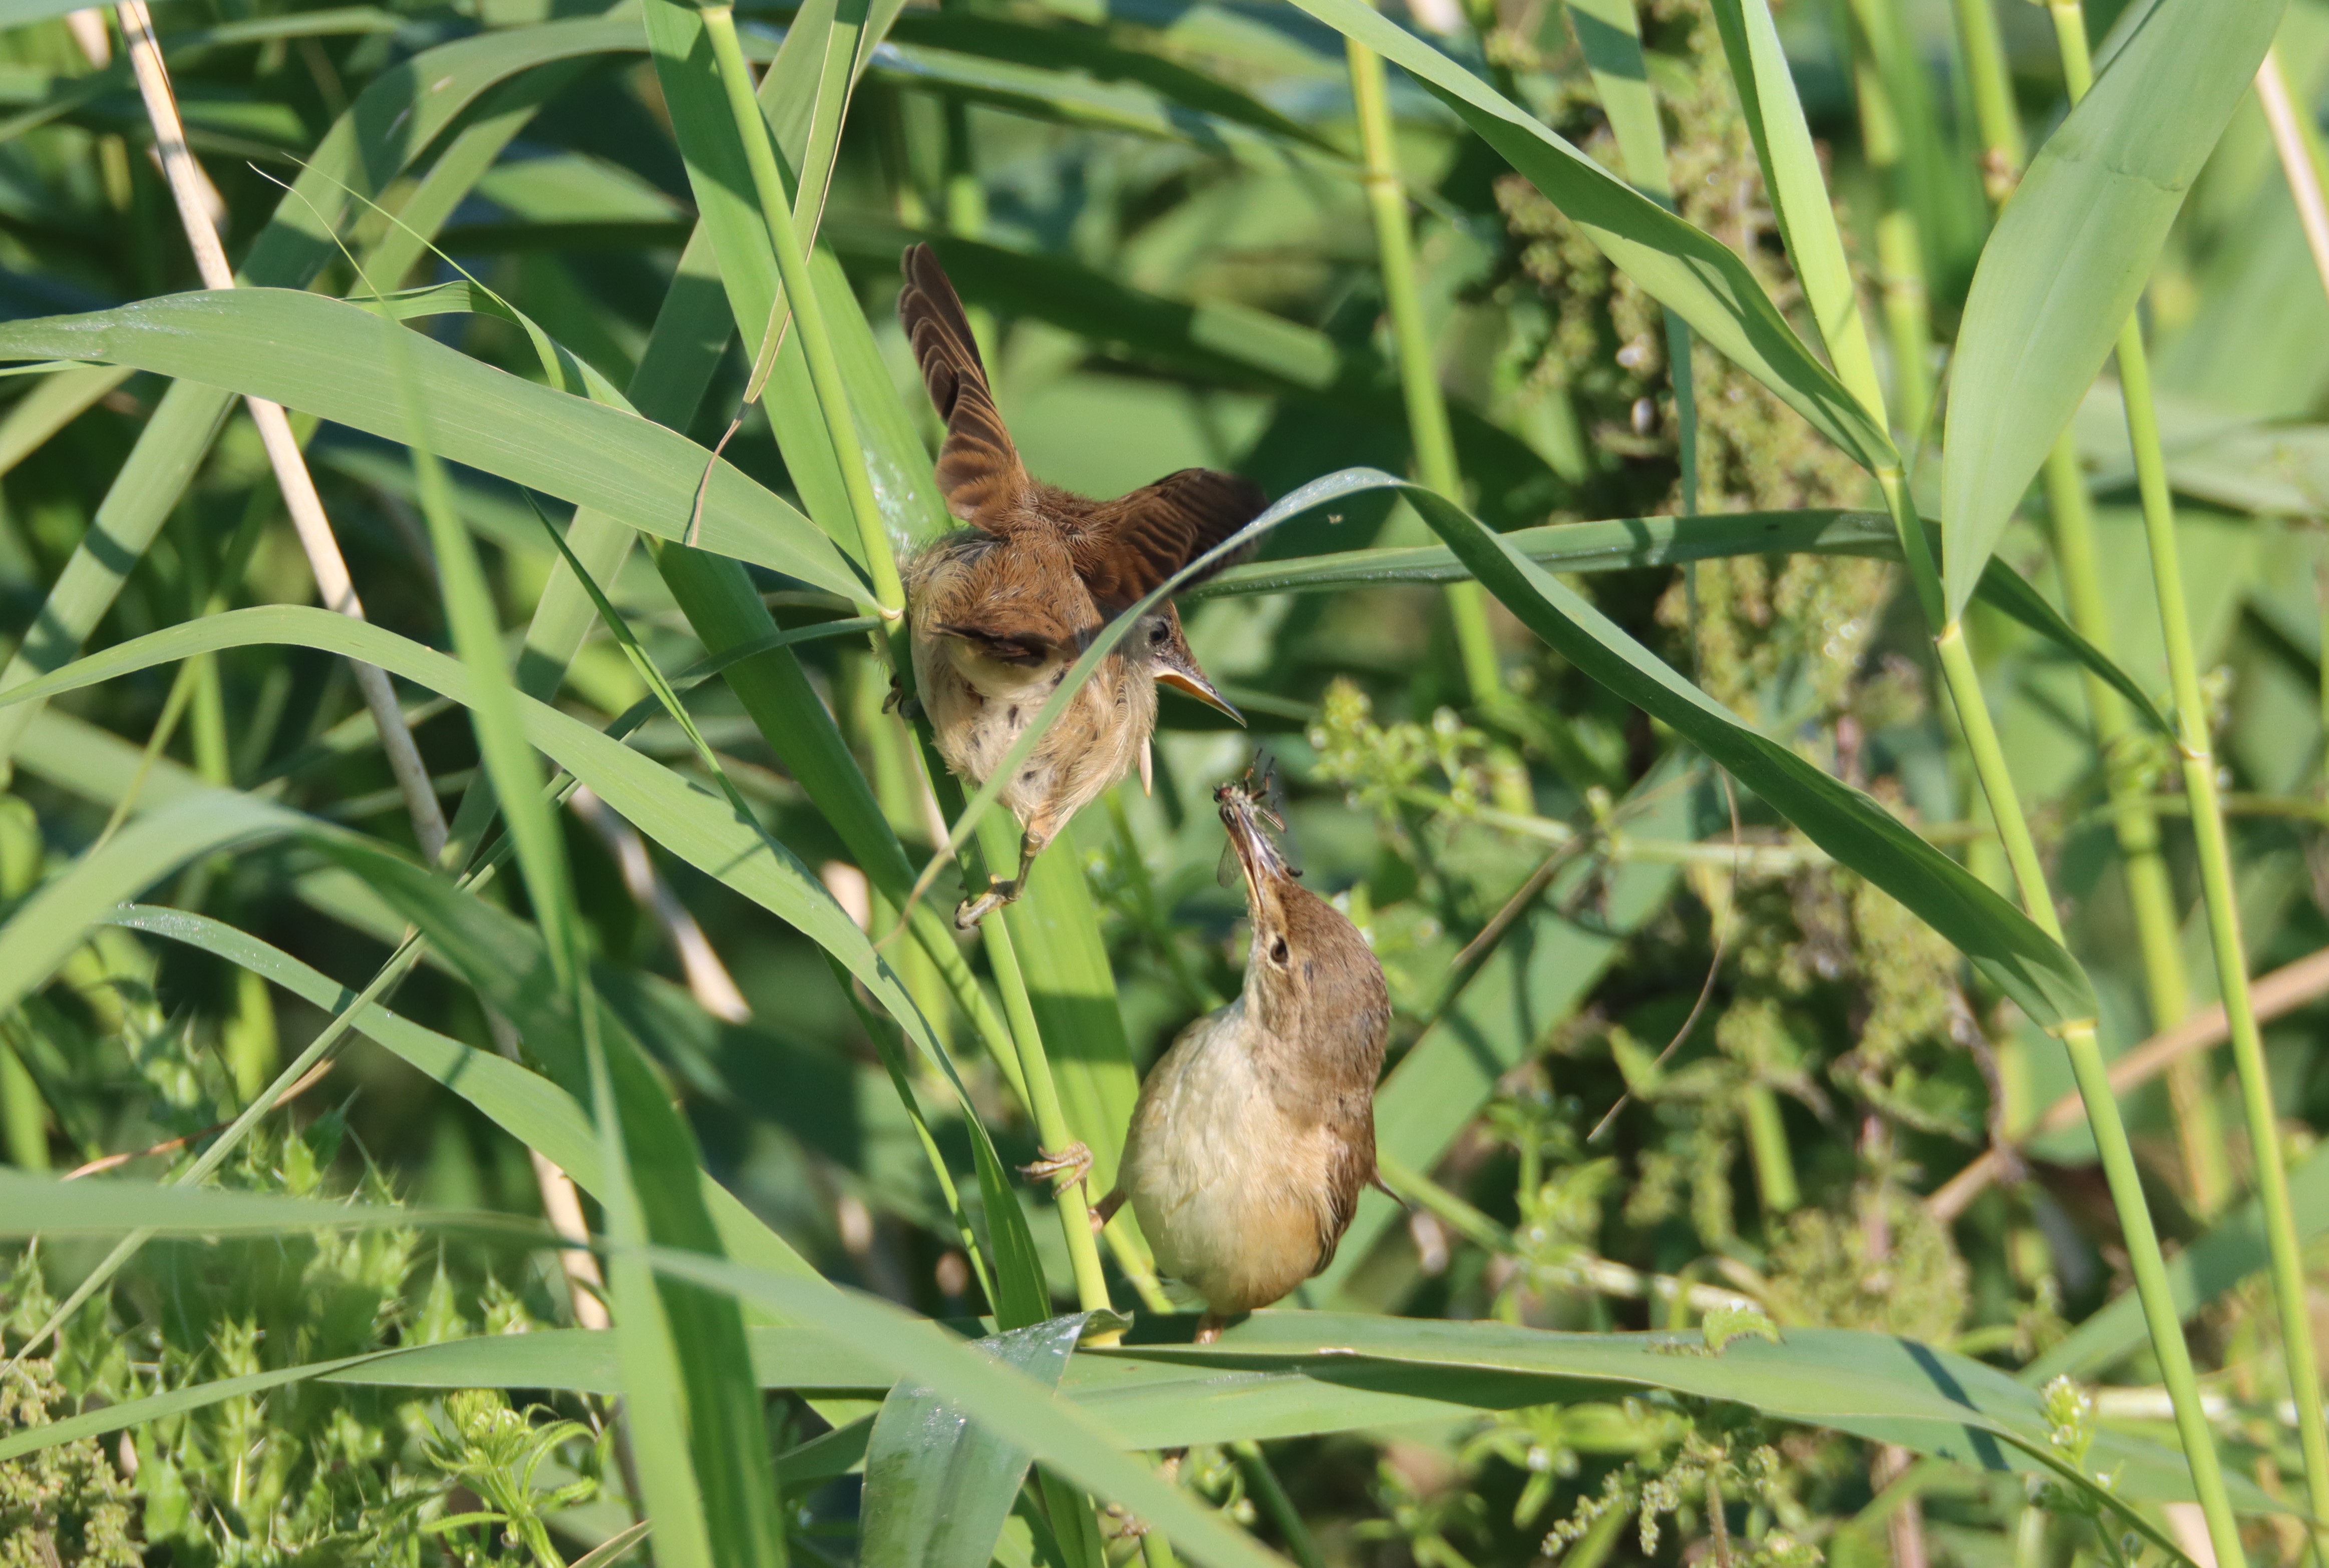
<box><xmin>898</xmin><ymin>243</ymin><xmax>1028</xmax><ymax>529</ymax></box>
<box><xmin>1070</xmin><ymin>467</ymin><xmax>1266</xmax><ymax>611</ymax></box>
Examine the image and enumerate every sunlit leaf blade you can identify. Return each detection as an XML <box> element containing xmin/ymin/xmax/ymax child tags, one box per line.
<box><xmin>882</xmin><ymin>10</ymin><xmax>1330</xmax><ymax>145</ymax></box>
<box><xmin>1281</xmin><ymin>0</ymin><xmax>1895</xmax><ymax>475</ymax></box>
<box><xmin>0</xmin><ymin>789</ymin><xmax>284</xmax><ymax>1016</ymax></box>
<box><xmin>868</xmin><ymin>33</ymin><xmax>1337</xmax><ymax>169</ymax></box>
<box><xmin>0</xmin><ymin>289</ymin><xmax>865</xmax><ymax>600</ymax></box>
<box><xmin>1374</xmin><ymin>471</ymin><xmax>2095</xmax><ymax>1026</ymax></box>
<box><xmin>0</xmin><ymin>605</ymin><xmax>1049</xmax><ymax>1320</ymax></box>
<box><xmin>861</xmin><ymin>1314</ymin><xmax>1092</xmax><ymax>1568</ymax></box>
<box><xmin>1706</xmin><ymin>0</ymin><xmax>1885</xmax><ymax>424</ymax></box>
<box><xmin>0</xmin><ymin>18</ymin><xmax>638</xmax><ymax>767</ymax></box>
<box><xmin>1938</xmin><ymin>0</ymin><xmax>2284</xmax><ymax>619</ymax></box>
<box><xmin>1187</xmin><ymin>510</ymin><xmax>2174</xmax><ymax>738</ymax></box>
<box><xmin>1187</xmin><ymin>509</ymin><xmax>1897</xmax><ymax>597</ymax></box>
<box><xmin>0</xmin><ymin>1275</ymin><xmax>2255</xmax><ymax>1521</ymax></box>
<box><xmin>105</xmin><ymin>904</ymin><xmax>821</xmax><ymax>1282</ymax></box>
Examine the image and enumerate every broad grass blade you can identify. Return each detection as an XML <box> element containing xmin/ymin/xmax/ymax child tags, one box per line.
<box><xmin>400</xmin><ymin>330</ymin><xmax>784</xmax><ymax>1568</ymax></box>
<box><xmin>1706</xmin><ymin>0</ymin><xmax>1886</xmax><ymax>423</ymax></box>
<box><xmin>0</xmin><ymin>18</ymin><xmax>638</xmax><ymax>768</ymax></box>
<box><xmin>1188</xmin><ymin>511</ymin><xmax>2174</xmax><ymax>737</ymax></box>
<box><xmin>1939</xmin><ymin>0</ymin><xmax>2285</xmax><ymax>620</ymax></box>
<box><xmin>861</xmin><ymin>1314</ymin><xmax>1092</xmax><ymax>1568</ymax></box>
<box><xmin>106</xmin><ymin>905</ymin><xmax>821</xmax><ymax>1280</ymax></box>
<box><xmin>0</xmin><ymin>289</ymin><xmax>865</xmax><ymax>598</ymax></box>
<box><xmin>1385</xmin><ymin>473</ymin><xmax>2097</xmax><ymax>1027</ymax></box>
<box><xmin>886</xmin><ymin>11</ymin><xmax>1334</xmax><ymax>150</ymax></box>
<box><xmin>0</xmin><ymin>789</ymin><xmax>284</xmax><ymax>1014</ymax></box>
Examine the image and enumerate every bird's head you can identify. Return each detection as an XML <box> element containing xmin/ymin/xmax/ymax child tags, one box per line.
<box><xmin>1142</xmin><ymin>605</ymin><xmax>1242</xmax><ymax>723</ymax></box>
<box><xmin>1216</xmin><ymin>774</ymin><xmax>1386</xmax><ymax>1046</ymax></box>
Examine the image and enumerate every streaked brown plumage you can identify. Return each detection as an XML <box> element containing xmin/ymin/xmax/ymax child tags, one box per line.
<box><xmin>897</xmin><ymin>242</ymin><xmax>1259</xmax><ymax>927</ymax></box>
<box><xmin>1097</xmin><ymin>775</ymin><xmax>1392</xmax><ymax>1342</ymax></box>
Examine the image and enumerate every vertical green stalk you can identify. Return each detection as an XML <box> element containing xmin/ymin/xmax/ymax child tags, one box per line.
<box><xmin>975</xmin><ymin>814</ymin><xmax>1114</xmax><ymax>1314</ymax></box>
<box><xmin>0</xmin><ymin>1039</ymin><xmax>46</xmax><ymax>1169</ymax></box>
<box><xmin>1932</xmin><ymin>621</ymin><xmax>2246</xmax><ymax>1568</ymax></box>
<box><xmin>694</xmin><ymin>0</ymin><xmax>1118</xmax><ymax>1328</ymax></box>
<box><xmin>1948</xmin><ymin>0</ymin><xmax>2020</xmax><ymax>205</ymax></box>
<box><xmin>2056</xmin><ymin>1</ymin><xmax>2327</xmax><ymax>1549</ymax></box>
<box><xmin>1948</xmin><ymin>0</ymin><xmax>2223</xmax><ymax>1206</ymax></box>
<box><xmin>1741</xmin><ymin>1083</ymin><xmax>1799</xmax><ymax>1216</ymax></box>
<box><xmin>1840</xmin><ymin>0</ymin><xmax>1933</xmax><ymax>442</ymax></box>
<box><xmin>699</xmin><ymin>2</ymin><xmax>901</xmax><ymax>619</ymax></box>
<box><xmin>2119</xmin><ymin>330</ymin><xmax>2329</xmax><ymax>1553</ymax></box>
<box><xmin>1346</xmin><ymin>32</ymin><xmax>1501</xmax><ymax>706</ymax></box>
<box><xmin>2044</xmin><ymin>446</ymin><xmax>2227</xmax><ymax>1207</ymax></box>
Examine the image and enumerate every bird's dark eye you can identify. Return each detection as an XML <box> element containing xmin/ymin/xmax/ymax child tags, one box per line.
<box><xmin>1269</xmin><ymin>936</ymin><xmax>1289</xmax><ymax>965</ymax></box>
<box><xmin>1150</xmin><ymin>624</ymin><xmax>1169</xmax><ymax>644</ymax></box>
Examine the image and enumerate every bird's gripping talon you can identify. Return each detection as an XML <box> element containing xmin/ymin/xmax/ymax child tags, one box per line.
<box><xmin>954</xmin><ymin>877</ymin><xmax>1022</xmax><ymax>929</ymax></box>
<box><xmin>1020</xmin><ymin>1140</ymin><xmax>1093</xmax><ymax>1192</ymax></box>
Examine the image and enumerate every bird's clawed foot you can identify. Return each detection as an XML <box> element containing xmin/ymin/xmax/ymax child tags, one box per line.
<box><xmin>954</xmin><ymin>876</ymin><xmax>1022</xmax><ymax>929</ymax></box>
<box><xmin>881</xmin><ymin>678</ymin><xmax>925</xmax><ymax>723</ymax></box>
<box><xmin>1021</xmin><ymin>1140</ymin><xmax>1093</xmax><ymax>1193</ymax></box>
<box><xmin>1194</xmin><ymin>1312</ymin><xmax>1227</xmax><ymax>1346</ymax></box>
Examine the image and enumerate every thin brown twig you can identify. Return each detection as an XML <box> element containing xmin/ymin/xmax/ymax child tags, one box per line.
<box><xmin>1589</xmin><ymin>768</ymin><xmax>1742</xmax><ymax>1143</ymax></box>
<box><xmin>63</xmin><ymin>1057</ymin><xmax>337</xmax><ymax>1179</ymax></box>
<box><xmin>1927</xmin><ymin>943</ymin><xmax>2329</xmax><ymax>1219</ymax></box>
<box><xmin>2256</xmin><ymin>46</ymin><xmax>2329</xmax><ymax>312</ymax></box>
<box><xmin>113</xmin><ymin>0</ymin><xmax>447</xmax><ymax>864</ymax></box>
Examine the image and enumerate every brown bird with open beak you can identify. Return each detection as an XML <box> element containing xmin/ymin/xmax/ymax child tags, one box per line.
<box><xmin>1096</xmin><ymin>773</ymin><xmax>1392</xmax><ymax>1342</ymax></box>
<box><xmin>896</xmin><ymin>243</ymin><xmax>1255</xmax><ymax>928</ymax></box>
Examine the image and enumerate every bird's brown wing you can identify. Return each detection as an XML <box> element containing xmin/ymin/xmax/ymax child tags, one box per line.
<box><xmin>898</xmin><ymin>243</ymin><xmax>1028</xmax><ymax>529</ymax></box>
<box><xmin>1069</xmin><ymin>467</ymin><xmax>1266</xmax><ymax>612</ymax></box>
<box><xmin>1308</xmin><ymin>1111</ymin><xmax>1376</xmax><ymax>1280</ymax></box>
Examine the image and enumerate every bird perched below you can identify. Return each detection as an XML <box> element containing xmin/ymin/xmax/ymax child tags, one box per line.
<box><xmin>895</xmin><ymin>242</ymin><xmax>1258</xmax><ymax>929</ymax></box>
<box><xmin>1097</xmin><ymin>772</ymin><xmax>1393</xmax><ymax>1342</ymax></box>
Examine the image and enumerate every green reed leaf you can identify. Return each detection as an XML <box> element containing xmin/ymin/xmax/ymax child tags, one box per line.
<box><xmin>1940</xmin><ymin>0</ymin><xmax>2285</xmax><ymax>620</ymax></box>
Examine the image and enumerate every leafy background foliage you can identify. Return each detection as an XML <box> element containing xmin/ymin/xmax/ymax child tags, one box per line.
<box><xmin>0</xmin><ymin>0</ymin><xmax>2323</xmax><ymax>1561</ymax></box>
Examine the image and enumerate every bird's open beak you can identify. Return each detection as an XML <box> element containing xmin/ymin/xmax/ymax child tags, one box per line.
<box><xmin>1158</xmin><ymin>666</ymin><xmax>1244</xmax><ymax>725</ymax></box>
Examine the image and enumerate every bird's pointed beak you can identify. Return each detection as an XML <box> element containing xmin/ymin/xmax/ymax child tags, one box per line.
<box><xmin>1158</xmin><ymin>665</ymin><xmax>1243</xmax><ymax>725</ymax></box>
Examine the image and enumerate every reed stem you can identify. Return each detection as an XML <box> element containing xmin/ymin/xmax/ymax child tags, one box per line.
<box><xmin>700</xmin><ymin>3</ymin><xmax>902</xmax><ymax>619</ymax></box>
<box><xmin>2048</xmin><ymin>0</ymin><xmax>2326</xmax><ymax>1546</ymax></box>
<box><xmin>1949</xmin><ymin>0</ymin><xmax>2021</xmax><ymax>203</ymax></box>
<box><xmin>1346</xmin><ymin>31</ymin><xmax>1502</xmax><ymax>706</ymax></box>
<box><xmin>1932</xmin><ymin>622</ymin><xmax>2247</xmax><ymax>1568</ymax></box>
<box><xmin>2118</xmin><ymin>325</ymin><xmax>2329</xmax><ymax>1555</ymax></box>
<box><xmin>698</xmin><ymin>0</ymin><xmax>1117</xmax><ymax>1328</ymax></box>
<box><xmin>1947</xmin><ymin>0</ymin><xmax>2225</xmax><ymax>1208</ymax></box>
<box><xmin>1840</xmin><ymin>0</ymin><xmax>1933</xmax><ymax>440</ymax></box>
<box><xmin>2042</xmin><ymin>444</ymin><xmax>2227</xmax><ymax>1209</ymax></box>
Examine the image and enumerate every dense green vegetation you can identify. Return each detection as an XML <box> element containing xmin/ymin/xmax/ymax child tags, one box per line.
<box><xmin>0</xmin><ymin>0</ymin><xmax>2323</xmax><ymax>1561</ymax></box>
